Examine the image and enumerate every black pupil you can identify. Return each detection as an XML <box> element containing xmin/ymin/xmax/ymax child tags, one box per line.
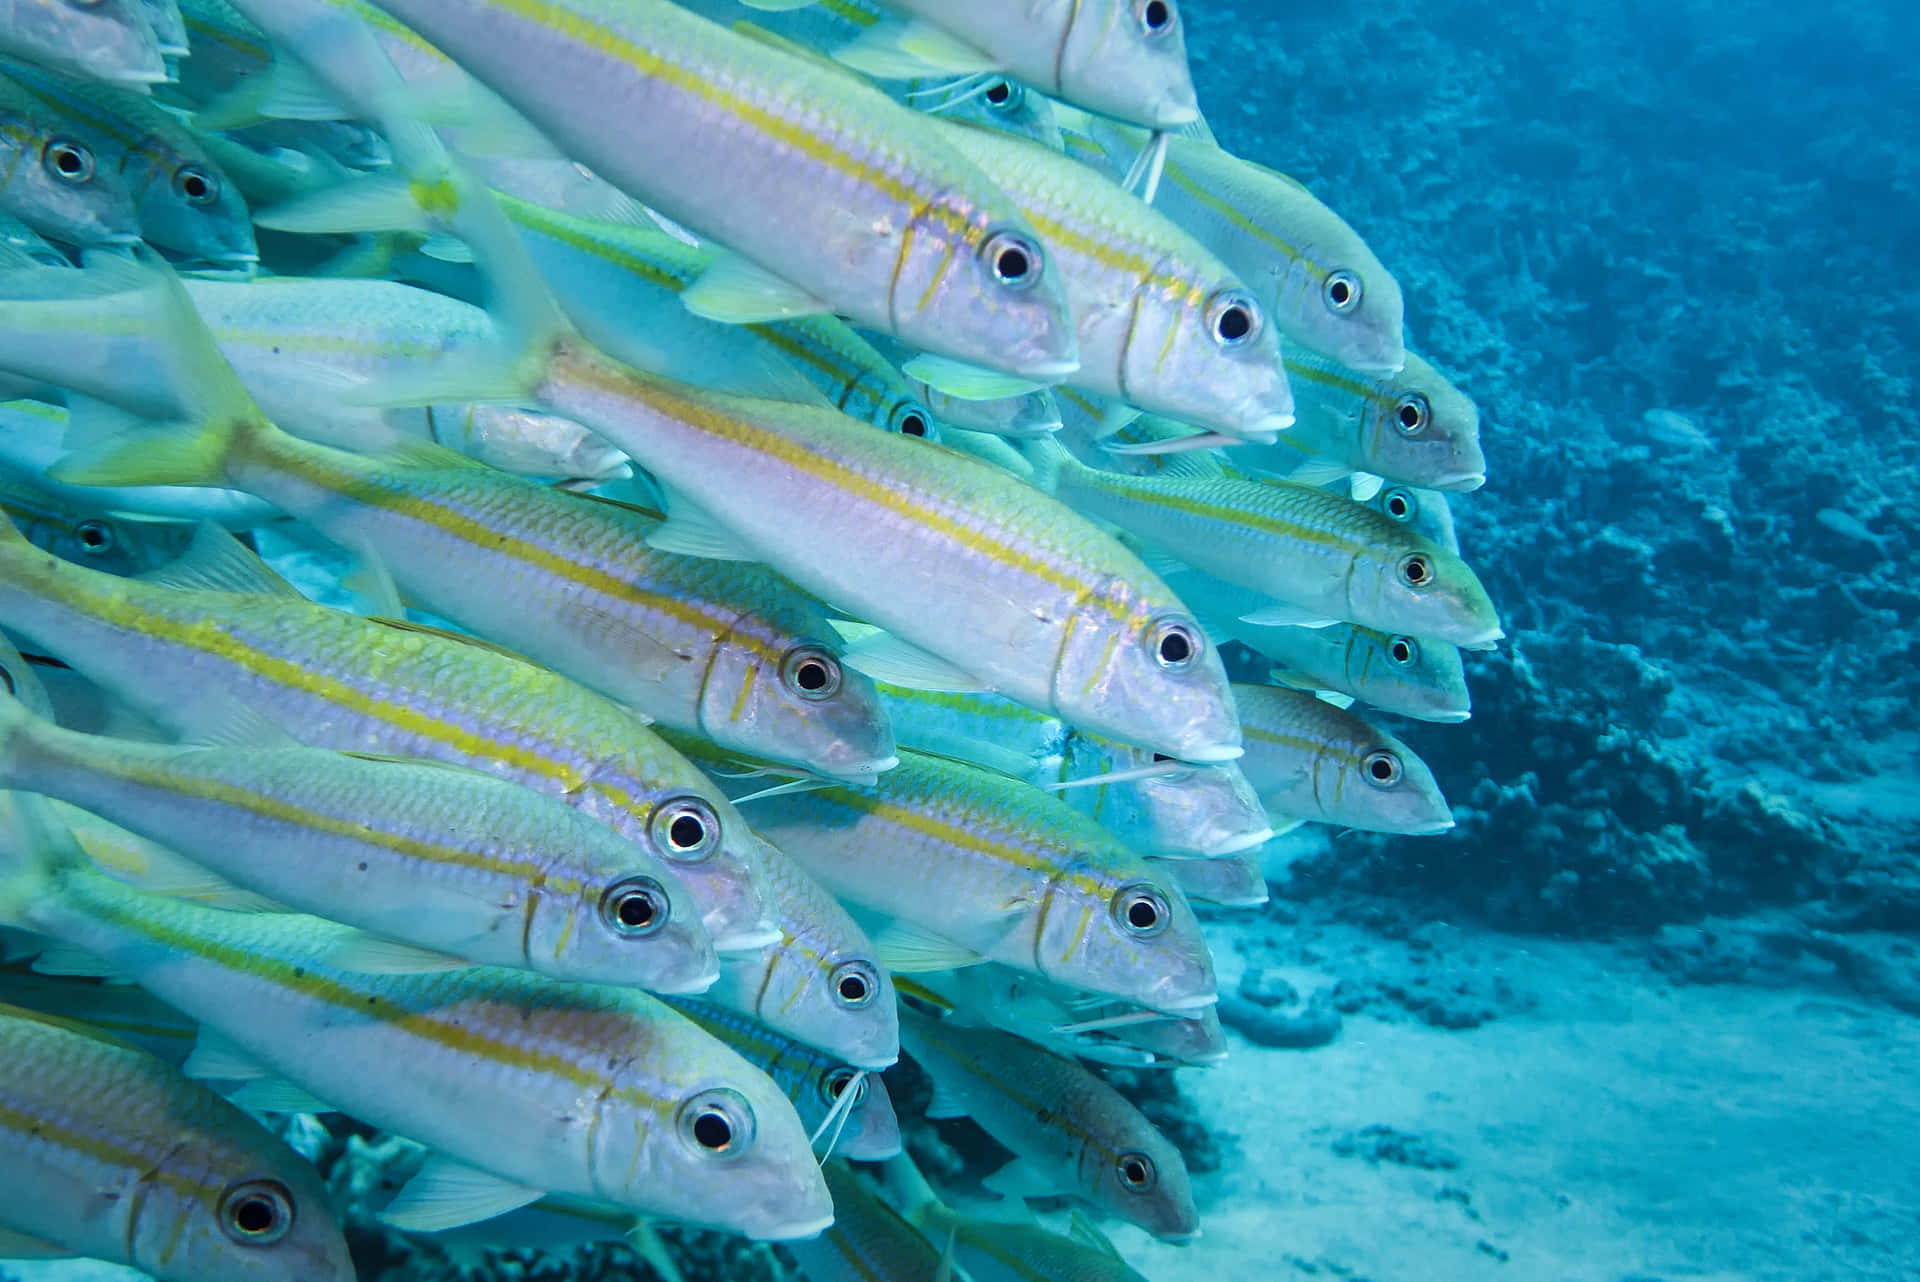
<box><xmin>669</xmin><ymin>814</ymin><xmax>705</xmax><ymax>849</ymax></box>
<box><xmin>1392</xmin><ymin>642</ymin><xmax>1412</xmax><ymax>662</ymax></box>
<box><xmin>1159</xmin><ymin>631</ymin><xmax>1191</xmax><ymax>664</ymax></box>
<box><xmin>900</xmin><ymin>413</ymin><xmax>927</xmax><ymax>436</ymax></box>
<box><xmin>57</xmin><ymin>148</ymin><xmax>81</xmax><ymax>174</ymax></box>
<box><xmin>234</xmin><ymin>1197</ymin><xmax>276</xmax><ymax>1234</ymax></box>
<box><xmin>1152</xmin><ymin>753</ymin><xmax>1173</xmax><ymax>763</ymax></box>
<box><xmin>838</xmin><ymin>974</ymin><xmax>868</xmax><ymax>1001</ymax></box>
<box><xmin>795</xmin><ymin>660</ymin><xmax>829</xmax><ymax>691</ymax></box>
<box><xmin>1128</xmin><ymin>898</ymin><xmax>1158</xmax><ymax>929</ymax></box>
<box><xmin>1144</xmin><ymin>1</ymin><xmax>1170</xmax><ymax>29</ymax></box>
<box><xmin>184</xmin><ymin>174</ymin><xmax>206</xmax><ymax>197</ymax></box>
<box><xmin>80</xmin><ymin>524</ymin><xmax>108</xmax><ymax>548</ymax></box>
<box><xmin>1370</xmin><ymin>756</ymin><xmax>1394</xmax><ymax>780</ymax></box>
<box><xmin>1389</xmin><ymin>496</ymin><xmax>1410</xmax><ymax>518</ymax></box>
<box><xmin>1406</xmin><ymin>559</ymin><xmax>1429</xmax><ymax>584</ymax></box>
<box><xmin>693</xmin><ymin>1110</ymin><xmax>732</xmax><ymax>1149</ymax></box>
<box><xmin>1124</xmin><ymin>1158</ymin><xmax>1149</xmax><ymax>1184</ymax></box>
<box><xmin>617</xmin><ymin>892</ymin><xmax>655</xmax><ymax>928</ymax></box>
<box><xmin>1216</xmin><ymin>306</ymin><xmax>1251</xmax><ymax>341</ymax></box>
<box><xmin>985</xmin><ymin>81</ymin><xmax>1011</xmax><ymax>105</ymax></box>
<box><xmin>1399</xmin><ymin>403</ymin><xmax>1422</xmax><ymax>428</ymax></box>
<box><xmin>827</xmin><ymin>1074</ymin><xmax>850</xmax><ymax>1098</ymax></box>
<box><xmin>1330</xmin><ymin>278</ymin><xmax>1351</xmax><ymax>305</ymax></box>
<box><xmin>996</xmin><ymin>247</ymin><xmax>1030</xmax><ymax>281</ymax></box>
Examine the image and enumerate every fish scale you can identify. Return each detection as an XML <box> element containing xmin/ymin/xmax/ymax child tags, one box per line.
<box><xmin>0</xmin><ymin>1002</ymin><xmax>353</xmax><ymax>1282</ymax></box>
<box><xmin>0</xmin><ymin>849</ymin><xmax>833</xmax><ymax>1240</ymax></box>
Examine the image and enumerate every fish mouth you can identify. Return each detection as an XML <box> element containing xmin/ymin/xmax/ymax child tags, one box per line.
<box><xmin>1205</xmin><ymin>825</ymin><xmax>1276</xmax><ymax>856</ymax></box>
<box><xmin>1431</xmin><ymin>470</ymin><xmax>1488</xmax><ymax>492</ymax></box>
<box><xmin>1427</xmin><ymin>708</ymin><xmax>1473</xmax><ymax>724</ymax></box>
<box><xmin>1177</xmin><ymin>743</ymin><xmax>1243</xmax><ymax>764</ymax></box>
<box><xmin>1014</xmin><ymin>356</ymin><xmax>1082</xmax><ymax>381</ymax></box>
<box><xmin>657</xmin><ymin>963</ymin><xmax>722</xmax><ymax>996</ymax></box>
<box><xmin>828</xmin><ymin>755</ymin><xmax>898</xmax><ymax>787</ymax></box>
<box><xmin>1247</xmin><ymin>410</ymin><xmax>1296</xmax><ymax>436</ymax></box>
<box><xmin>1459</xmin><ymin>629</ymin><xmax>1505</xmax><ymax>651</ymax></box>
<box><xmin>713</xmin><ymin>924</ymin><xmax>784</xmax><ymax>955</ymax></box>
<box><xmin>756</xmin><ymin>1212</ymin><xmax>836</xmax><ymax>1241</ymax></box>
<box><xmin>1408</xmin><ymin>818</ymin><xmax>1458</xmax><ymax>835</ymax></box>
<box><xmin>1156</xmin><ymin>990</ymin><xmax>1220</xmax><ymax>1013</ymax></box>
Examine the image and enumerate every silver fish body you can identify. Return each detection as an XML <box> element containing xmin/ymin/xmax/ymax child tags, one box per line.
<box><xmin>0</xmin><ymin>0</ymin><xmax>166</xmax><ymax>87</ymax></box>
<box><xmin>786</xmin><ymin>1159</ymin><xmax>945</xmax><ymax>1282</ymax></box>
<box><xmin>0</xmin><ymin>1001</ymin><xmax>353</xmax><ymax>1282</ymax></box>
<box><xmin>1234</xmin><ymin>682</ymin><xmax>1454</xmax><ymax>834</ymax></box>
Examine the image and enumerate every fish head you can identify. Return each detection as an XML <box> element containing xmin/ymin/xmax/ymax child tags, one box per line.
<box><xmin>1051</xmin><ymin>591</ymin><xmax>1241</xmax><ymax>763</ymax></box>
<box><xmin>888</xmin><ymin>198</ymin><xmax>1079</xmax><ymax>382</ymax></box>
<box><xmin>1325</xmin><ymin>729</ymin><xmax>1455</xmax><ymax>835</ymax></box>
<box><xmin>13</xmin><ymin>129</ymin><xmax>143</xmax><ymax>248</ymax></box>
<box><xmin>132</xmin><ymin>155</ymin><xmax>259</xmax><ymax>266</ymax></box>
<box><xmin>709</xmin><ymin>912</ymin><xmax>900</xmax><ymax>1071</ymax></box>
<box><xmin>1034</xmin><ymin>864</ymin><xmax>1217</xmax><ymax>1013</ymax></box>
<box><xmin>1059</xmin><ymin>0</ymin><xmax>1201</xmax><ymax>130</ymax></box>
<box><xmin>1149</xmin><ymin>848</ymin><xmax>1268</xmax><ymax>907</ymax></box>
<box><xmin>7</xmin><ymin>0</ymin><xmax>165</xmax><ymax>85</ymax></box>
<box><xmin>434</xmin><ymin>404</ymin><xmax>632</xmax><ymax>483</ymax></box>
<box><xmin>528</xmin><ymin>856</ymin><xmax>719</xmax><ymax>994</ymax></box>
<box><xmin>598</xmin><ymin>1043</ymin><xmax>834</xmax><ymax>1241</ymax></box>
<box><xmin>1346</xmin><ymin>630</ymin><xmax>1472</xmax><ymax>723</ymax></box>
<box><xmin>1120</xmin><ymin>1004</ymin><xmax>1229</xmax><ymax>1066</ymax></box>
<box><xmin>1120</xmin><ymin>282</ymin><xmax>1296</xmax><ymax>437</ymax></box>
<box><xmin>1065</xmin><ymin>734</ymin><xmax>1272</xmax><ymax>857</ymax></box>
<box><xmin>1370</xmin><ymin>485</ymin><xmax>1458</xmax><ymax>552</ymax></box>
<box><xmin>1360</xmin><ymin>356</ymin><xmax>1485</xmax><ymax>492</ymax></box>
<box><xmin>968</xmin><ymin>76</ymin><xmax>1064</xmax><ymax>150</ymax></box>
<box><xmin>1093</xmin><ymin>1115</ymin><xmax>1200</xmax><ymax>1240</ymax></box>
<box><xmin>1349</xmin><ymin>531</ymin><xmax>1503</xmax><ymax>649</ymax></box>
<box><xmin>826</xmin><ymin>1069</ymin><xmax>902</xmax><ymax>1161</ymax></box>
<box><xmin>608</xmin><ymin>792</ymin><xmax>778</xmax><ymax>955</ymax></box>
<box><xmin>135</xmin><ymin>1132</ymin><xmax>354</xmax><ymax>1282</ymax></box>
<box><xmin>698</xmin><ymin>635</ymin><xmax>898</xmax><ymax>785</ymax></box>
<box><xmin>1270</xmin><ymin>244</ymin><xmax>1407</xmax><ymax>378</ymax></box>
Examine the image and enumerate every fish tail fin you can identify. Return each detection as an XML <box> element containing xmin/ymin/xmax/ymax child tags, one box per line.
<box><xmin>45</xmin><ymin>259</ymin><xmax>266</xmax><ymax>491</ymax></box>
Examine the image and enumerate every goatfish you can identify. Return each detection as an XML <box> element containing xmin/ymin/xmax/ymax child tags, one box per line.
<box><xmin>1064</xmin><ymin>112</ymin><xmax>1406</xmax><ymax>376</ymax></box>
<box><xmin>0</xmin><ymin>794</ymin><xmax>836</xmax><ymax>1241</ymax></box>
<box><xmin>1027</xmin><ymin>439</ymin><xmax>1504</xmax><ymax>647</ymax></box>
<box><xmin>0</xmin><ymin>515</ymin><xmax>780</xmax><ymax>950</ymax></box>
<box><xmin>900</xmin><ymin>1003</ymin><xmax>1199</xmax><ymax>1240</ymax></box>
<box><xmin>899</xmin><ymin>967</ymin><xmax>1229</xmax><ymax>1069</ymax></box>
<box><xmin>0</xmin><ymin>471</ymin><xmax>194</xmax><ymax>577</ymax></box>
<box><xmin>1234</xmin><ymin>682</ymin><xmax>1454</xmax><ymax>835</ymax></box>
<box><xmin>17</xmin><ymin>261</ymin><xmax>896</xmax><ymax>784</ymax></box>
<box><xmin>680</xmin><ymin>737</ymin><xmax>1219</xmax><ymax>1016</ymax></box>
<box><xmin>0</xmin><ymin>0</ymin><xmax>166</xmax><ymax>87</ymax></box>
<box><xmin>0</xmin><ymin>677</ymin><xmax>722</xmax><ymax>992</ymax></box>
<box><xmin>785</xmin><ymin>1158</ymin><xmax>950</xmax><ymax>1282</ymax></box>
<box><xmin>0</xmin><ymin>1000</ymin><xmax>353</xmax><ymax>1282</ymax></box>
<box><xmin>913</xmin><ymin>117</ymin><xmax>1294</xmax><ymax>443</ymax></box>
<box><xmin>0</xmin><ymin>71</ymin><xmax>141</xmax><ymax>247</ymax></box>
<box><xmin>302</xmin><ymin>0</ymin><xmax>1081</xmax><ymax>379</ymax></box>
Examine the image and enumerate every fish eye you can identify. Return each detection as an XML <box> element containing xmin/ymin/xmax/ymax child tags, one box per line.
<box><xmin>1381</xmin><ymin>488</ymin><xmax>1415</xmax><ymax>522</ymax></box>
<box><xmin>1361</xmin><ymin>749</ymin><xmax>1404</xmax><ymax>788</ymax></box>
<box><xmin>1388</xmin><ymin>635</ymin><xmax>1418</xmax><ymax>667</ymax></box>
<box><xmin>1116</xmin><ymin>1152</ymin><xmax>1158</xmax><ymax>1192</ymax></box>
<box><xmin>43</xmin><ymin>139</ymin><xmax>94</xmax><ymax>185</ymax></box>
<box><xmin>1111</xmin><ymin>883</ymin><xmax>1171</xmax><ymax>938</ymax></box>
<box><xmin>1205</xmin><ymin>291</ymin><xmax>1261</xmax><ymax>349</ymax></box>
<box><xmin>1145</xmin><ymin>615</ymin><xmax>1202</xmax><ymax>671</ymax></box>
<box><xmin>889</xmin><ymin>402</ymin><xmax>931</xmax><ymax>438</ymax></box>
<box><xmin>829</xmin><ymin>959</ymin><xmax>879</xmax><ymax>1009</ymax></box>
<box><xmin>1322</xmin><ymin>269</ymin><xmax>1362</xmax><ymax>315</ymax></box>
<box><xmin>1393</xmin><ymin>392</ymin><xmax>1431</xmax><ymax>435</ymax></box>
<box><xmin>173</xmin><ymin>165</ymin><xmax>220</xmax><ymax>207</ymax></box>
<box><xmin>1398</xmin><ymin>554</ymin><xmax>1432</xmax><ymax>588</ymax></box>
<box><xmin>649</xmin><ymin>797</ymin><xmax>718</xmax><ymax>863</ymax></box>
<box><xmin>218</xmin><ymin>1180</ymin><xmax>294</xmax><ymax>1246</ymax></box>
<box><xmin>982</xmin><ymin>79</ymin><xmax>1022</xmax><ymax>112</ymax></box>
<box><xmin>818</xmin><ymin>1066</ymin><xmax>868</xmax><ymax>1107</ymax></box>
<box><xmin>1137</xmin><ymin>0</ymin><xmax>1176</xmax><ymax>36</ymax></box>
<box><xmin>76</xmin><ymin>520</ymin><xmax>114</xmax><ymax>553</ymax></box>
<box><xmin>982</xmin><ymin>230</ymin><xmax>1041</xmax><ymax>290</ymax></box>
<box><xmin>780</xmin><ymin>646</ymin><xmax>843</xmax><ymax>701</ymax></box>
<box><xmin>599</xmin><ymin>875</ymin><xmax>669</xmax><ymax>937</ymax></box>
<box><xmin>678</xmin><ymin>1087</ymin><xmax>755</xmax><ymax>1158</ymax></box>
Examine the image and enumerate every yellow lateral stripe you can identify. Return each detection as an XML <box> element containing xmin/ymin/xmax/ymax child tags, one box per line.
<box><xmin>808</xmin><ymin>782</ymin><xmax>1104</xmax><ymax>895</ymax></box>
<box><xmin>1163</xmin><ymin>159</ymin><xmax>1321</xmax><ymax>273</ymax></box>
<box><xmin>1283</xmin><ymin>353</ymin><xmax>1372</xmax><ymax>401</ymax></box>
<box><xmin>1021</xmin><ymin>206</ymin><xmax>1206</xmax><ymax>306</ymax></box>
<box><xmin>1086</xmin><ymin>474</ymin><xmax>1367</xmax><ymax>554</ymax></box>
<box><xmin>0</xmin><ymin>1093</ymin><xmax>214</xmax><ymax>1202</ymax></box>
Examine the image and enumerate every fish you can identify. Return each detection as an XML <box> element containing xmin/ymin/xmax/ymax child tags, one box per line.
<box><xmin>916</xmin><ymin>118</ymin><xmax>1293</xmax><ymax>442</ymax></box>
<box><xmin>1065</xmin><ymin>113</ymin><xmax>1407</xmax><ymax>375</ymax></box>
<box><xmin>914</xmin><ymin>381</ymin><xmax>1063</xmax><ymax>438</ymax></box>
<box><xmin>1150</xmin><ymin>848</ymin><xmax>1269</xmax><ymax>908</ymax></box>
<box><xmin>685</xmin><ymin>739</ymin><xmax>1218</xmax><ymax>1015</ymax></box>
<box><xmin>7</xmin><ymin>61</ymin><xmax>258</xmax><ymax>266</ymax></box>
<box><xmin>19</xmin><ymin>261</ymin><xmax>897</xmax><ymax>783</ymax></box>
<box><xmin>0</xmin><ymin>0</ymin><xmax>167</xmax><ymax>88</ymax></box>
<box><xmin>663</xmin><ymin>998</ymin><xmax>901</xmax><ymax>1160</ymax></box>
<box><xmin>0</xmin><ymin>515</ymin><xmax>781</xmax><ymax>950</ymax></box>
<box><xmin>899</xmin><ymin>1003</ymin><xmax>1200</xmax><ymax>1239</ymax></box>
<box><xmin>883</xmin><ymin>1153</ymin><xmax>1155</xmax><ymax>1282</ymax></box>
<box><xmin>1363</xmin><ymin>483</ymin><xmax>1459</xmax><ymax>553</ymax></box>
<box><xmin>1234</xmin><ymin>682</ymin><xmax>1455</xmax><ymax>835</ymax></box>
<box><xmin>1028</xmin><ymin>439</ymin><xmax>1505</xmax><ymax>647</ymax></box>
<box><xmin>0</xmin><ymin>795</ymin><xmax>836</xmax><ymax>1241</ymax></box>
<box><xmin>785</xmin><ymin>1158</ymin><xmax>950</xmax><ymax>1282</ymax></box>
<box><xmin>0</xmin><ymin>676</ymin><xmax>722</xmax><ymax>992</ymax></box>
<box><xmin>1237</xmin><ymin>349</ymin><xmax>1486</xmax><ymax>493</ymax></box>
<box><xmin>0</xmin><ymin>71</ymin><xmax>143</xmax><ymax>247</ymax></box>
<box><xmin>0</xmin><ymin>999</ymin><xmax>354</xmax><ymax>1282</ymax></box>
<box><xmin>308</xmin><ymin>0</ymin><xmax>1081</xmax><ymax>379</ymax></box>
<box><xmin>825</xmin><ymin>0</ymin><xmax>1200</xmax><ymax>131</ymax></box>
<box><xmin>901</xmin><ymin>967</ymin><xmax>1229</xmax><ymax>1069</ymax></box>
<box><xmin>0</xmin><ymin>471</ymin><xmax>195</xmax><ymax>577</ymax></box>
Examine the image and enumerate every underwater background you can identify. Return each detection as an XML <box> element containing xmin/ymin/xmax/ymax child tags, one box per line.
<box><xmin>5</xmin><ymin>1</ymin><xmax>1916</xmax><ymax>1281</ymax></box>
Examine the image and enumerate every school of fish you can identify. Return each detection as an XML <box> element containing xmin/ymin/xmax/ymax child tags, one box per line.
<box><xmin>0</xmin><ymin>1</ymin><xmax>1500</xmax><ymax>1279</ymax></box>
